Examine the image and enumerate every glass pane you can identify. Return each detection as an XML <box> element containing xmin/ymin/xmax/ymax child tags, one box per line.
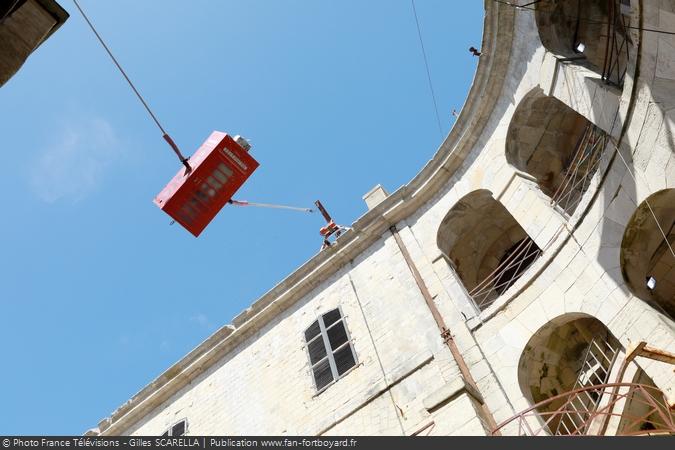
<box><xmin>304</xmin><ymin>320</ymin><xmax>320</xmax><ymax>342</ymax></box>
<box><xmin>191</xmin><ymin>193</ymin><xmax>207</xmax><ymax>209</ymax></box>
<box><xmin>307</xmin><ymin>335</ymin><xmax>327</xmax><ymax>365</ymax></box>
<box><xmin>161</xmin><ymin>431</ymin><xmax>169</xmax><ymax>437</ymax></box>
<box><xmin>217</xmin><ymin>163</ymin><xmax>233</xmax><ymax>178</ymax></box>
<box><xmin>181</xmin><ymin>203</ymin><xmax>195</xmax><ymax>217</ymax></box>
<box><xmin>213</xmin><ymin>164</ymin><xmax>232</xmax><ymax>184</ymax></box>
<box><xmin>200</xmin><ymin>184</ymin><xmax>216</xmax><ymax>199</ymax></box>
<box><xmin>312</xmin><ymin>359</ymin><xmax>334</xmax><ymax>391</ymax></box>
<box><xmin>206</xmin><ymin>176</ymin><xmax>223</xmax><ymax>191</ymax></box>
<box><xmin>212</xmin><ymin>170</ymin><xmax>227</xmax><ymax>184</ymax></box>
<box><xmin>334</xmin><ymin>345</ymin><xmax>356</xmax><ymax>376</ymax></box>
<box><xmin>172</xmin><ymin>420</ymin><xmax>186</xmax><ymax>436</ymax></box>
<box><xmin>322</xmin><ymin>309</ymin><xmax>341</xmax><ymax>327</ymax></box>
<box><xmin>218</xmin><ymin>163</ymin><xmax>233</xmax><ymax>177</ymax></box>
<box><xmin>189</xmin><ymin>198</ymin><xmax>203</xmax><ymax>212</ymax></box>
<box><xmin>195</xmin><ymin>191</ymin><xmax>209</xmax><ymax>204</ymax></box>
<box><xmin>179</xmin><ymin>205</ymin><xmax>195</xmax><ymax>223</ymax></box>
<box><xmin>327</xmin><ymin>322</ymin><xmax>348</xmax><ymax>350</ymax></box>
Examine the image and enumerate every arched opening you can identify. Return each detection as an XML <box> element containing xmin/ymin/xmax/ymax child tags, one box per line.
<box><xmin>534</xmin><ymin>0</ymin><xmax>632</xmax><ymax>86</ymax></box>
<box><xmin>517</xmin><ymin>314</ymin><xmax>670</xmax><ymax>435</ymax></box>
<box><xmin>506</xmin><ymin>88</ymin><xmax>609</xmax><ymax>216</ymax></box>
<box><xmin>620</xmin><ymin>189</ymin><xmax>675</xmax><ymax>320</ymax></box>
<box><xmin>436</xmin><ymin>190</ymin><xmax>542</xmax><ymax>311</ymax></box>
<box><xmin>518</xmin><ymin>314</ymin><xmax>621</xmax><ymax>434</ymax></box>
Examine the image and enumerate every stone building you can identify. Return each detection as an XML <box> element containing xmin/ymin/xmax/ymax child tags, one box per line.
<box><xmin>91</xmin><ymin>0</ymin><xmax>675</xmax><ymax>436</ymax></box>
<box><xmin>0</xmin><ymin>0</ymin><xmax>68</xmax><ymax>87</ymax></box>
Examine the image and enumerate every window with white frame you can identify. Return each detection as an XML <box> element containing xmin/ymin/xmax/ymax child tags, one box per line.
<box><xmin>160</xmin><ymin>419</ymin><xmax>187</xmax><ymax>437</ymax></box>
<box><xmin>304</xmin><ymin>308</ymin><xmax>357</xmax><ymax>392</ymax></box>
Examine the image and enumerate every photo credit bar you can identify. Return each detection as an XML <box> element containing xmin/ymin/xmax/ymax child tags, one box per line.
<box><xmin>2</xmin><ymin>437</ymin><xmax>674</xmax><ymax>450</ymax></box>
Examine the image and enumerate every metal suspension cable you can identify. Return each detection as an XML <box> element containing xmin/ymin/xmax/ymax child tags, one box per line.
<box><xmin>71</xmin><ymin>0</ymin><xmax>191</xmax><ymax>172</ymax></box>
<box><xmin>411</xmin><ymin>0</ymin><xmax>444</xmax><ymax>139</ymax></box>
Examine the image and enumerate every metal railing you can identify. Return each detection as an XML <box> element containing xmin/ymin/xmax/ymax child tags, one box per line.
<box><xmin>550</xmin><ymin>123</ymin><xmax>609</xmax><ymax>215</ymax></box>
<box><xmin>468</xmin><ymin>237</ymin><xmax>542</xmax><ymax>312</ymax></box>
<box><xmin>492</xmin><ymin>383</ymin><xmax>675</xmax><ymax>436</ymax></box>
<box><xmin>554</xmin><ymin>337</ymin><xmax>620</xmax><ymax>435</ymax></box>
<box><xmin>601</xmin><ymin>0</ymin><xmax>632</xmax><ymax>86</ymax></box>
<box><xmin>462</xmin><ymin>121</ymin><xmax>607</xmax><ymax>312</ymax></box>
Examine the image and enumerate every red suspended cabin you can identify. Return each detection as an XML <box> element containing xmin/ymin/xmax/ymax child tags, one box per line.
<box><xmin>154</xmin><ymin>131</ymin><xmax>259</xmax><ymax>237</ymax></box>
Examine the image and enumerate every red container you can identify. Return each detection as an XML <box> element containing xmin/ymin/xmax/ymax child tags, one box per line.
<box><xmin>154</xmin><ymin>131</ymin><xmax>259</xmax><ymax>237</ymax></box>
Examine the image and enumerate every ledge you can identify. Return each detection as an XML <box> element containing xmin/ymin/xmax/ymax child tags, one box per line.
<box><xmin>422</xmin><ymin>377</ymin><xmax>483</xmax><ymax>412</ymax></box>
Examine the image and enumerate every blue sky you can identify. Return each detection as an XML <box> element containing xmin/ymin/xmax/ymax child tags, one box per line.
<box><xmin>0</xmin><ymin>0</ymin><xmax>482</xmax><ymax>434</ymax></box>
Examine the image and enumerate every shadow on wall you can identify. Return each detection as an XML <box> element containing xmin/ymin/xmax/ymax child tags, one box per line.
<box><xmin>620</xmin><ymin>189</ymin><xmax>675</xmax><ymax>319</ymax></box>
<box><xmin>526</xmin><ymin>1</ymin><xmax>641</xmax><ymax>313</ymax></box>
<box><xmin>607</xmin><ymin>2</ymin><xmax>675</xmax><ymax>323</ymax></box>
<box><xmin>532</xmin><ymin>0</ymin><xmax>653</xmax><ymax>321</ymax></box>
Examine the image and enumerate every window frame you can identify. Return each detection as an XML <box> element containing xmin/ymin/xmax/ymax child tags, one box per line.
<box><xmin>304</xmin><ymin>306</ymin><xmax>358</xmax><ymax>394</ymax></box>
<box><xmin>160</xmin><ymin>418</ymin><xmax>188</xmax><ymax>437</ymax></box>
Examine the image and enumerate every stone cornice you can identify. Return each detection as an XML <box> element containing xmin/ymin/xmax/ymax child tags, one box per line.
<box><xmin>35</xmin><ymin>0</ymin><xmax>69</xmax><ymax>44</ymax></box>
<box><xmin>97</xmin><ymin>0</ymin><xmax>515</xmax><ymax>436</ymax></box>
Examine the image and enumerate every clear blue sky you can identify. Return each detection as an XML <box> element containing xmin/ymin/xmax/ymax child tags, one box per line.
<box><xmin>0</xmin><ymin>0</ymin><xmax>482</xmax><ymax>434</ymax></box>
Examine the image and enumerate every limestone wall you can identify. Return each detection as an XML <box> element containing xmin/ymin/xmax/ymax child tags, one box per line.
<box><xmin>114</xmin><ymin>235</ymin><xmax>484</xmax><ymax>436</ymax></box>
<box><xmin>405</xmin><ymin>0</ymin><xmax>675</xmax><ymax>425</ymax></box>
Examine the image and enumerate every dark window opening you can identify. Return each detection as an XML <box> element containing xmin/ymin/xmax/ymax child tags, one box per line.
<box><xmin>493</xmin><ymin>238</ymin><xmax>542</xmax><ymax>295</ymax></box>
<box><xmin>304</xmin><ymin>308</ymin><xmax>357</xmax><ymax>392</ymax></box>
<box><xmin>322</xmin><ymin>309</ymin><xmax>341</xmax><ymax>327</ymax></box>
<box><xmin>161</xmin><ymin>419</ymin><xmax>187</xmax><ymax>437</ymax></box>
<box><xmin>505</xmin><ymin>88</ymin><xmax>608</xmax><ymax>217</ymax></box>
<box><xmin>437</xmin><ymin>190</ymin><xmax>543</xmax><ymax>312</ymax></box>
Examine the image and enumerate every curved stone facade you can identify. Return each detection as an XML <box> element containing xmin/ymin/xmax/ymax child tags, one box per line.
<box><xmin>92</xmin><ymin>0</ymin><xmax>675</xmax><ymax>436</ymax></box>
